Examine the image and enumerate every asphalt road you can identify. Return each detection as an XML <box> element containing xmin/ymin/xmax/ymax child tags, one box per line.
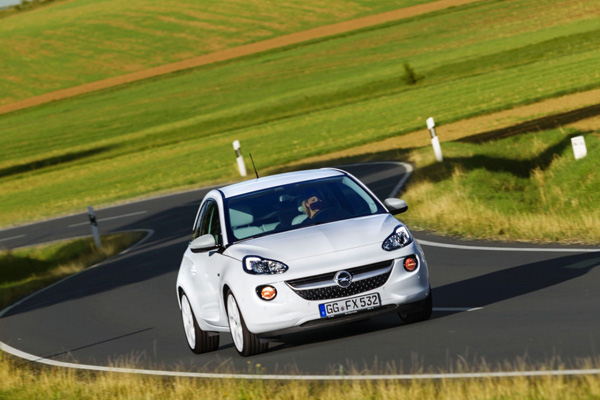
<box><xmin>1</xmin><ymin>162</ymin><xmax>599</xmax><ymax>376</ymax></box>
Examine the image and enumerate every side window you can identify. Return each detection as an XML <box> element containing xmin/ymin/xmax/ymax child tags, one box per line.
<box><xmin>199</xmin><ymin>200</ymin><xmax>222</xmax><ymax>246</ymax></box>
<box><xmin>192</xmin><ymin>202</ymin><xmax>209</xmax><ymax>240</ymax></box>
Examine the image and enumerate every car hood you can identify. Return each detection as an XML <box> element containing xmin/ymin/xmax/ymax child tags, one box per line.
<box><xmin>225</xmin><ymin>214</ymin><xmax>400</xmax><ymax>262</ymax></box>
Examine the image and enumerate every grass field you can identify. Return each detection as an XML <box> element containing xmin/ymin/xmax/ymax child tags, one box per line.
<box><xmin>1</xmin><ymin>0</ymin><xmax>599</xmax><ymax>230</ymax></box>
<box><xmin>0</xmin><ymin>0</ymin><xmax>435</xmax><ymax>105</ymax></box>
<box><xmin>403</xmin><ymin>127</ymin><xmax>600</xmax><ymax>243</ymax></box>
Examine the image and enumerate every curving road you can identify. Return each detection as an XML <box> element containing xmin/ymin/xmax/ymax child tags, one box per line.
<box><xmin>1</xmin><ymin>162</ymin><xmax>599</xmax><ymax>377</ymax></box>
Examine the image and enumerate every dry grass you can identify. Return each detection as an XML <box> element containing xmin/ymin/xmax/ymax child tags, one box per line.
<box><xmin>1</xmin><ymin>351</ymin><xmax>600</xmax><ymax>399</ymax></box>
<box><xmin>403</xmin><ymin>179</ymin><xmax>600</xmax><ymax>243</ymax></box>
<box><xmin>400</xmin><ymin>127</ymin><xmax>600</xmax><ymax>244</ymax></box>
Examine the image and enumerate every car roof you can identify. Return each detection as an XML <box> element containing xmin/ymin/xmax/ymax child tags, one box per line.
<box><xmin>219</xmin><ymin>168</ymin><xmax>346</xmax><ymax>198</ymax></box>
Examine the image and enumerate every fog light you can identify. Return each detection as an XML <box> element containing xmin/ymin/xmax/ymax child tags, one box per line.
<box><xmin>257</xmin><ymin>285</ymin><xmax>277</xmax><ymax>301</ymax></box>
<box><xmin>404</xmin><ymin>256</ymin><xmax>418</xmax><ymax>272</ymax></box>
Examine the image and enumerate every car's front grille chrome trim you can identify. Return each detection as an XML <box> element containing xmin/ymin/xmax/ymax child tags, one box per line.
<box><xmin>285</xmin><ymin>260</ymin><xmax>394</xmax><ymax>300</ymax></box>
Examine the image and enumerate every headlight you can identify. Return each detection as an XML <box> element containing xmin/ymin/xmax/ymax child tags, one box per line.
<box><xmin>243</xmin><ymin>256</ymin><xmax>289</xmax><ymax>275</ymax></box>
<box><xmin>382</xmin><ymin>225</ymin><xmax>413</xmax><ymax>251</ymax></box>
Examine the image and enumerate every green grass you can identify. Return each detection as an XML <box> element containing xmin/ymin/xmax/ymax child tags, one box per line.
<box><xmin>0</xmin><ymin>0</ymin><xmax>63</xmax><ymax>18</ymax></box>
<box><xmin>0</xmin><ymin>0</ymin><xmax>599</xmax><ymax>232</ymax></box>
<box><xmin>0</xmin><ymin>0</ymin><xmax>435</xmax><ymax>105</ymax></box>
<box><xmin>400</xmin><ymin>127</ymin><xmax>600</xmax><ymax>243</ymax></box>
<box><xmin>0</xmin><ymin>232</ymin><xmax>146</xmax><ymax>310</ymax></box>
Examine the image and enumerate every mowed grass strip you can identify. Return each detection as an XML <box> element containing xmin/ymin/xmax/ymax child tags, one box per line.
<box><xmin>0</xmin><ymin>232</ymin><xmax>146</xmax><ymax>310</ymax></box>
<box><xmin>0</xmin><ymin>0</ymin><xmax>436</xmax><ymax>105</ymax></box>
<box><xmin>0</xmin><ymin>0</ymin><xmax>599</xmax><ymax>228</ymax></box>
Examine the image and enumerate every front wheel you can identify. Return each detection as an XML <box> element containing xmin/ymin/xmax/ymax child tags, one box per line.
<box><xmin>226</xmin><ymin>290</ymin><xmax>268</xmax><ymax>357</ymax></box>
<box><xmin>399</xmin><ymin>288</ymin><xmax>433</xmax><ymax>324</ymax></box>
<box><xmin>181</xmin><ymin>293</ymin><xmax>219</xmax><ymax>353</ymax></box>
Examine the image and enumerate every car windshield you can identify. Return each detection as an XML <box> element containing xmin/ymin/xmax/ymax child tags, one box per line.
<box><xmin>225</xmin><ymin>175</ymin><xmax>386</xmax><ymax>242</ymax></box>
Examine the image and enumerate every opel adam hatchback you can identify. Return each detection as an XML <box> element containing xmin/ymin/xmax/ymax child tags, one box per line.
<box><xmin>176</xmin><ymin>168</ymin><xmax>431</xmax><ymax>356</ymax></box>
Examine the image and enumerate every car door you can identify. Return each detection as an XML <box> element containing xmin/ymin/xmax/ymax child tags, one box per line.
<box><xmin>186</xmin><ymin>198</ymin><xmax>227</xmax><ymax>327</ymax></box>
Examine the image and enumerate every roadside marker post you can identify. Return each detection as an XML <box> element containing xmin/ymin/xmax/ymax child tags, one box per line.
<box><xmin>571</xmin><ymin>136</ymin><xmax>587</xmax><ymax>160</ymax></box>
<box><xmin>232</xmin><ymin>140</ymin><xmax>247</xmax><ymax>177</ymax></box>
<box><xmin>87</xmin><ymin>206</ymin><xmax>101</xmax><ymax>249</ymax></box>
<box><xmin>427</xmin><ymin>117</ymin><xmax>443</xmax><ymax>162</ymax></box>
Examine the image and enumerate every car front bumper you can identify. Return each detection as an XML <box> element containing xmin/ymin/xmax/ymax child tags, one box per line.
<box><xmin>231</xmin><ymin>242</ymin><xmax>431</xmax><ymax>336</ymax></box>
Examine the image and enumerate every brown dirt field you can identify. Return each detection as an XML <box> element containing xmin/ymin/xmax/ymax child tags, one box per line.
<box><xmin>0</xmin><ymin>0</ymin><xmax>479</xmax><ymax>116</ymax></box>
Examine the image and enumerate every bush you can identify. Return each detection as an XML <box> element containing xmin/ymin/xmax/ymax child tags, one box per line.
<box><xmin>401</xmin><ymin>62</ymin><xmax>424</xmax><ymax>85</ymax></box>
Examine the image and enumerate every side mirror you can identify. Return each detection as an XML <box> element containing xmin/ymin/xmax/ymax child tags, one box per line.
<box><xmin>384</xmin><ymin>198</ymin><xmax>408</xmax><ymax>215</ymax></box>
<box><xmin>190</xmin><ymin>234</ymin><xmax>218</xmax><ymax>253</ymax></box>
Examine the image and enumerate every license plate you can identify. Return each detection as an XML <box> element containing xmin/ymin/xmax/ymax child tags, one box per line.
<box><xmin>319</xmin><ymin>293</ymin><xmax>381</xmax><ymax>318</ymax></box>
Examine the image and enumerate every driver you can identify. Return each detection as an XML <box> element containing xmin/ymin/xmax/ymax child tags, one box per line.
<box><xmin>301</xmin><ymin>189</ymin><xmax>326</xmax><ymax>220</ymax></box>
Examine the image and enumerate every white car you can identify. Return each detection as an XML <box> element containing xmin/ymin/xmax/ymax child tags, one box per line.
<box><xmin>176</xmin><ymin>168</ymin><xmax>431</xmax><ymax>357</ymax></box>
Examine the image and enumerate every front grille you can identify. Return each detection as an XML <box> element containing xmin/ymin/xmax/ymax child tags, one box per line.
<box><xmin>291</xmin><ymin>272</ymin><xmax>391</xmax><ymax>300</ymax></box>
<box><xmin>285</xmin><ymin>260</ymin><xmax>393</xmax><ymax>301</ymax></box>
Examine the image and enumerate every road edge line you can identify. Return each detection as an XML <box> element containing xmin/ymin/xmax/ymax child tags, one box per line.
<box><xmin>418</xmin><ymin>239</ymin><xmax>599</xmax><ymax>253</ymax></box>
<box><xmin>1</xmin><ymin>339</ymin><xmax>599</xmax><ymax>380</ymax></box>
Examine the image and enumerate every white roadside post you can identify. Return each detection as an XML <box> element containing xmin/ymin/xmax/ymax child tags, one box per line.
<box><xmin>571</xmin><ymin>136</ymin><xmax>587</xmax><ymax>160</ymax></box>
<box><xmin>232</xmin><ymin>140</ymin><xmax>247</xmax><ymax>177</ymax></box>
<box><xmin>87</xmin><ymin>206</ymin><xmax>101</xmax><ymax>249</ymax></box>
<box><xmin>427</xmin><ymin>117</ymin><xmax>443</xmax><ymax>162</ymax></box>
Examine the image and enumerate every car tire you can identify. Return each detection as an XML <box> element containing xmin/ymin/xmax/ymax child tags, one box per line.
<box><xmin>226</xmin><ymin>290</ymin><xmax>268</xmax><ymax>357</ymax></box>
<box><xmin>181</xmin><ymin>293</ymin><xmax>219</xmax><ymax>354</ymax></box>
<box><xmin>399</xmin><ymin>288</ymin><xmax>433</xmax><ymax>324</ymax></box>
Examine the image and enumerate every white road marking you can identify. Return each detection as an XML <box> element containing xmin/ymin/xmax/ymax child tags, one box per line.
<box><xmin>0</xmin><ymin>234</ymin><xmax>25</xmax><ymax>243</ymax></box>
<box><xmin>1</xmin><ymin>340</ymin><xmax>599</xmax><ymax>380</ymax></box>
<box><xmin>418</xmin><ymin>239</ymin><xmax>599</xmax><ymax>253</ymax></box>
<box><xmin>433</xmin><ymin>307</ymin><xmax>483</xmax><ymax>312</ymax></box>
<box><xmin>387</xmin><ymin>162</ymin><xmax>413</xmax><ymax>199</ymax></box>
<box><xmin>68</xmin><ymin>211</ymin><xmax>148</xmax><ymax>227</ymax></box>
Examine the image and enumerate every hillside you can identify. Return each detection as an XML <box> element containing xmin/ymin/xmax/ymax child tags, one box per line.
<box><xmin>0</xmin><ymin>0</ymin><xmax>435</xmax><ymax>106</ymax></box>
<box><xmin>0</xmin><ymin>0</ymin><xmax>598</xmax><ymax>241</ymax></box>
